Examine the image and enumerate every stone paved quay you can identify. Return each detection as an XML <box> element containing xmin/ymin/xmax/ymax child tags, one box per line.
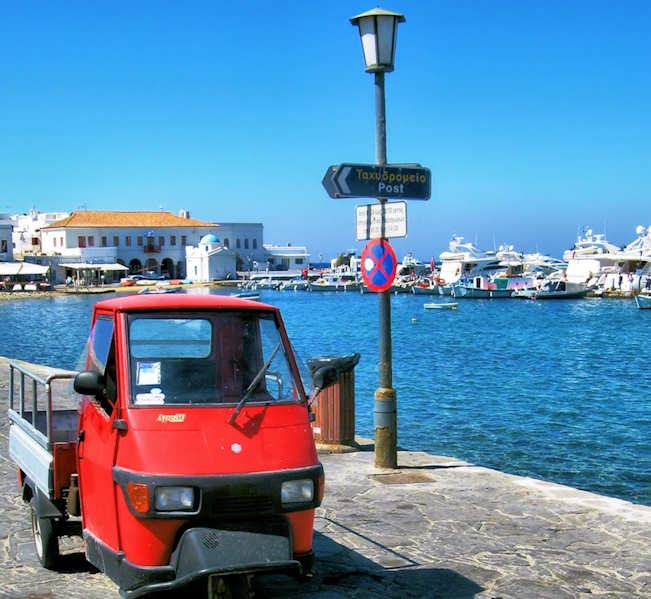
<box><xmin>1</xmin><ymin>356</ymin><xmax>650</xmax><ymax>598</ymax></box>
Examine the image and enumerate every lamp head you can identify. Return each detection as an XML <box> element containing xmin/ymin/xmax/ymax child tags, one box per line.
<box><xmin>350</xmin><ymin>7</ymin><xmax>405</xmax><ymax>73</ymax></box>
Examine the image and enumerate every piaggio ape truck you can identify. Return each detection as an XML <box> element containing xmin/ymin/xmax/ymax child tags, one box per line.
<box><xmin>8</xmin><ymin>293</ymin><xmax>350</xmax><ymax>597</ymax></box>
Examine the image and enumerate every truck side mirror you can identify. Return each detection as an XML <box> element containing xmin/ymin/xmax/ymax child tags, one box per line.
<box><xmin>74</xmin><ymin>370</ymin><xmax>105</xmax><ymax>396</ymax></box>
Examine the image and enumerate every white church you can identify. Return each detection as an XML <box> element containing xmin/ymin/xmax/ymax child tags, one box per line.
<box><xmin>185</xmin><ymin>233</ymin><xmax>237</xmax><ymax>282</ymax></box>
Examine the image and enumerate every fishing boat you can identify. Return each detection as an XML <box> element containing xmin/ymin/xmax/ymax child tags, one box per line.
<box><xmin>635</xmin><ymin>292</ymin><xmax>651</xmax><ymax>309</ymax></box>
<box><xmin>512</xmin><ymin>278</ymin><xmax>588</xmax><ymax>300</ymax></box>
<box><xmin>411</xmin><ymin>278</ymin><xmax>440</xmax><ymax>295</ymax></box>
<box><xmin>451</xmin><ymin>274</ymin><xmax>535</xmax><ymax>299</ymax></box>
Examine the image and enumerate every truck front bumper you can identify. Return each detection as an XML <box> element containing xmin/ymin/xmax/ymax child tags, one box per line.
<box><xmin>86</xmin><ymin>522</ymin><xmax>304</xmax><ymax>598</ymax></box>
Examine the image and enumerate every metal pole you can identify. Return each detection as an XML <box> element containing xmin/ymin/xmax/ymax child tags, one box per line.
<box><xmin>373</xmin><ymin>70</ymin><xmax>397</xmax><ymax>469</ymax></box>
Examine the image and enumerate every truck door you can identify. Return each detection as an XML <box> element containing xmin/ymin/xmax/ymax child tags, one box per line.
<box><xmin>77</xmin><ymin>315</ymin><xmax>121</xmax><ymax>552</ymax></box>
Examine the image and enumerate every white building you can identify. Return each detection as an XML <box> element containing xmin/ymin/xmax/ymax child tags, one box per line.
<box><xmin>185</xmin><ymin>234</ymin><xmax>237</xmax><ymax>282</ymax></box>
<box><xmin>11</xmin><ymin>209</ymin><xmax>70</xmax><ymax>258</ymax></box>
<box><xmin>13</xmin><ymin>208</ymin><xmax>315</xmax><ymax>284</ymax></box>
<box><xmin>262</xmin><ymin>243</ymin><xmax>310</xmax><ymax>272</ymax></box>
<box><xmin>40</xmin><ymin>210</ymin><xmax>218</xmax><ymax>283</ymax></box>
<box><xmin>0</xmin><ymin>213</ymin><xmax>13</xmax><ymax>261</ymax></box>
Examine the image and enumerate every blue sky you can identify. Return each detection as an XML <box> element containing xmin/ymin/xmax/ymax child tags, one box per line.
<box><xmin>1</xmin><ymin>0</ymin><xmax>649</xmax><ymax>262</ymax></box>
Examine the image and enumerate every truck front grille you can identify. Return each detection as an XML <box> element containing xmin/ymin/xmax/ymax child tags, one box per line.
<box><xmin>207</xmin><ymin>495</ymin><xmax>274</xmax><ymax>516</ymax></box>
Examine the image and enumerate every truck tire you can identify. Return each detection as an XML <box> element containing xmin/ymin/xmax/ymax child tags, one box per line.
<box><xmin>30</xmin><ymin>497</ymin><xmax>59</xmax><ymax>569</ymax></box>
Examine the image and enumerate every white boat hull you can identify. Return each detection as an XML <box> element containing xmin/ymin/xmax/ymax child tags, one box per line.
<box><xmin>635</xmin><ymin>293</ymin><xmax>651</xmax><ymax>309</ymax></box>
<box><xmin>424</xmin><ymin>302</ymin><xmax>458</xmax><ymax>310</ymax></box>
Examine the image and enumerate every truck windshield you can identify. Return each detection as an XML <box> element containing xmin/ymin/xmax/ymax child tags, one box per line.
<box><xmin>127</xmin><ymin>311</ymin><xmax>302</xmax><ymax>406</ymax></box>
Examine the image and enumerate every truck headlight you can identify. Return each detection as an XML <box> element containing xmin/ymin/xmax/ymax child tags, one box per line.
<box><xmin>154</xmin><ymin>486</ymin><xmax>195</xmax><ymax>511</ymax></box>
<box><xmin>281</xmin><ymin>479</ymin><xmax>314</xmax><ymax>506</ymax></box>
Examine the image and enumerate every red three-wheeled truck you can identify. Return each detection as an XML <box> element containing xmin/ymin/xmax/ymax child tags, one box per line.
<box><xmin>8</xmin><ymin>293</ymin><xmax>348</xmax><ymax>597</ymax></box>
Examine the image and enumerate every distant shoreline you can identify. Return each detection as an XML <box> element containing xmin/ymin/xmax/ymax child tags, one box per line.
<box><xmin>0</xmin><ymin>281</ymin><xmax>241</xmax><ymax>302</ymax></box>
<box><xmin>0</xmin><ymin>289</ymin><xmax>67</xmax><ymax>301</ymax></box>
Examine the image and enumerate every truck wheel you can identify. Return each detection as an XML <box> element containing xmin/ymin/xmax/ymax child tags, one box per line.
<box><xmin>30</xmin><ymin>497</ymin><xmax>59</xmax><ymax>569</ymax></box>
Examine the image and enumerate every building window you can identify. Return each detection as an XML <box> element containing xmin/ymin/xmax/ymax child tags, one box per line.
<box><xmin>1</xmin><ymin>240</ymin><xmax>7</xmax><ymax>253</ymax></box>
<box><xmin>224</xmin><ymin>238</ymin><xmax>230</xmax><ymax>248</ymax></box>
<box><xmin>170</xmin><ymin>235</ymin><xmax>176</xmax><ymax>246</ymax></box>
<box><xmin>181</xmin><ymin>235</ymin><xmax>187</xmax><ymax>246</ymax></box>
<box><xmin>78</xmin><ymin>236</ymin><xmax>86</xmax><ymax>248</ymax></box>
<box><xmin>53</xmin><ymin>238</ymin><xmax>57</xmax><ymax>247</ymax></box>
<box><xmin>159</xmin><ymin>236</ymin><xmax>165</xmax><ymax>247</ymax></box>
<box><xmin>236</xmin><ymin>239</ymin><xmax>241</xmax><ymax>249</ymax></box>
<box><xmin>31</xmin><ymin>237</ymin><xmax>39</xmax><ymax>247</ymax></box>
<box><xmin>244</xmin><ymin>239</ymin><xmax>249</xmax><ymax>249</ymax></box>
<box><xmin>60</xmin><ymin>237</ymin><xmax>64</xmax><ymax>247</ymax></box>
<box><xmin>296</xmin><ymin>258</ymin><xmax>305</xmax><ymax>265</ymax></box>
<box><xmin>101</xmin><ymin>236</ymin><xmax>107</xmax><ymax>247</ymax></box>
<box><xmin>125</xmin><ymin>236</ymin><xmax>132</xmax><ymax>247</ymax></box>
<box><xmin>88</xmin><ymin>236</ymin><xmax>95</xmax><ymax>247</ymax></box>
<box><xmin>113</xmin><ymin>235</ymin><xmax>119</xmax><ymax>246</ymax></box>
<box><xmin>253</xmin><ymin>239</ymin><xmax>257</xmax><ymax>249</ymax></box>
<box><xmin>137</xmin><ymin>236</ymin><xmax>143</xmax><ymax>246</ymax></box>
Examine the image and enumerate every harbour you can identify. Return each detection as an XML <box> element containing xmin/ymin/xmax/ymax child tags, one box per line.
<box><xmin>0</xmin><ymin>287</ymin><xmax>649</xmax><ymax>507</ymax></box>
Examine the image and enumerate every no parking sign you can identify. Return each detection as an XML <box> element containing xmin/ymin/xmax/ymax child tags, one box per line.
<box><xmin>361</xmin><ymin>239</ymin><xmax>397</xmax><ymax>293</ymax></box>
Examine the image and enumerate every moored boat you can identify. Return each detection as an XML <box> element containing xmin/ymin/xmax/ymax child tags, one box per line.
<box><xmin>437</xmin><ymin>236</ymin><xmax>501</xmax><ymax>294</ymax></box>
<box><xmin>512</xmin><ymin>278</ymin><xmax>588</xmax><ymax>300</ymax></box>
<box><xmin>309</xmin><ymin>277</ymin><xmax>360</xmax><ymax>292</ymax></box>
<box><xmin>412</xmin><ymin>278</ymin><xmax>440</xmax><ymax>295</ymax></box>
<box><xmin>137</xmin><ymin>286</ymin><xmax>183</xmax><ymax>294</ymax></box>
<box><xmin>424</xmin><ymin>302</ymin><xmax>458</xmax><ymax>310</ymax></box>
<box><xmin>635</xmin><ymin>292</ymin><xmax>651</xmax><ymax>309</ymax></box>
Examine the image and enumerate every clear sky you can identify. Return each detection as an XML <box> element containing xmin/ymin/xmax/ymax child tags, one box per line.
<box><xmin>1</xmin><ymin>0</ymin><xmax>649</xmax><ymax>262</ymax></box>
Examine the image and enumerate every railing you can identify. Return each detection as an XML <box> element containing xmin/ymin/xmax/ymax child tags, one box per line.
<box><xmin>8</xmin><ymin>360</ymin><xmax>78</xmax><ymax>447</ymax></box>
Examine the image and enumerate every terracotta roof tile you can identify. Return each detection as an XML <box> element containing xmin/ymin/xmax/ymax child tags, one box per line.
<box><xmin>44</xmin><ymin>210</ymin><xmax>216</xmax><ymax>229</ymax></box>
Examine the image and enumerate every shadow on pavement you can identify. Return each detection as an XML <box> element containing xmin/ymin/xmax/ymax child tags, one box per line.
<box><xmin>254</xmin><ymin>531</ymin><xmax>484</xmax><ymax>598</ymax></box>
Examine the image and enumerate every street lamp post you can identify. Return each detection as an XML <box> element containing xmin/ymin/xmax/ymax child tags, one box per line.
<box><xmin>350</xmin><ymin>8</ymin><xmax>405</xmax><ymax>469</ymax></box>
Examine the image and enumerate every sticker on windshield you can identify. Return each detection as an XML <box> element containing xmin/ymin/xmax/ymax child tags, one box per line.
<box><xmin>137</xmin><ymin>362</ymin><xmax>161</xmax><ymax>385</ymax></box>
<box><xmin>135</xmin><ymin>388</ymin><xmax>166</xmax><ymax>405</ymax></box>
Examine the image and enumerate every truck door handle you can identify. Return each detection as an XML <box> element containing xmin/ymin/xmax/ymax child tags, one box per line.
<box><xmin>78</xmin><ymin>430</ymin><xmax>85</xmax><ymax>443</ymax></box>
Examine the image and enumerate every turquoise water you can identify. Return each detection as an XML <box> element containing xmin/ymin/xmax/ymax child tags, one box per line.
<box><xmin>1</xmin><ymin>291</ymin><xmax>649</xmax><ymax>506</ymax></box>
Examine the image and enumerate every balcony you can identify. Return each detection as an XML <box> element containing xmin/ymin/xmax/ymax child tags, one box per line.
<box><xmin>144</xmin><ymin>243</ymin><xmax>161</xmax><ymax>253</ymax></box>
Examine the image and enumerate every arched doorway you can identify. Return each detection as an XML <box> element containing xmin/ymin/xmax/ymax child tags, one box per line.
<box><xmin>128</xmin><ymin>259</ymin><xmax>143</xmax><ymax>275</ymax></box>
<box><xmin>161</xmin><ymin>258</ymin><xmax>175</xmax><ymax>278</ymax></box>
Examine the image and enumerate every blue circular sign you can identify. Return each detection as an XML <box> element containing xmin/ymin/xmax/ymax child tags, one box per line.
<box><xmin>361</xmin><ymin>239</ymin><xmax>397</xmax><ymax>292</ymax></box>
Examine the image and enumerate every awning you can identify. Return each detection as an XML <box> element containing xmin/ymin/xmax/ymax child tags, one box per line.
<box><xmin>59</xmin><ymin>263</ymin><xmax>128</xmax><ymax>272</ymax></box>
<box><xmin>0</xmin><ymin>262</ymin><xmax>50</xmax><ymax>276</ymax></box>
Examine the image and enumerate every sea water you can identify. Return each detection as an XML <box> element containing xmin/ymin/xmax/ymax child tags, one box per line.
<box><xmin>1</xmin><ymin>290</ymin><xmax>649</xmax><ymax>506</ymax></box>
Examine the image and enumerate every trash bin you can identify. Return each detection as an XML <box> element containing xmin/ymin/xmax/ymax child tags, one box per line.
<box><xmin>307</xmin><ymin>353</ymin><xmax>360</xmax><ymax>445</ymax></box>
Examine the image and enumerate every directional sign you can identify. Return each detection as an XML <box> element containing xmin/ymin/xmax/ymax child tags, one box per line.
<box><xmin>356</xmin><ymin>202</ymin><xmax>407</xmax><ymax>240</ymax></box>
<box><xmin>361</xmin><ymin>239</ymin><xmax>398</xmax><ymax>293</ymax></box>
<box><xmin>322</xmin><ymin>163</ymin><xmax>431</xmax><ymax>200</ymax></box>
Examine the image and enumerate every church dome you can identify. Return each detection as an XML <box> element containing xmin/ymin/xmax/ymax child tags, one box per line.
<box><xmin>200</xmin><ymin>233</ymin><xmax>220</xmax><ymax>244</ymax></box>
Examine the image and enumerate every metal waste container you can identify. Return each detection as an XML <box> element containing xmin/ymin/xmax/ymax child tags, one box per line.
<box><xmin>307</xmin><ymin>353</ymin><xmax>360</xmax><ymax>445</ymax></box>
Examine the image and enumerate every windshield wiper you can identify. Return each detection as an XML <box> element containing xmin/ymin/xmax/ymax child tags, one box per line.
<box><xmin>228</xmin><ymin>342</ymin><xmax>281</xmax><ymax>425</ymax></box>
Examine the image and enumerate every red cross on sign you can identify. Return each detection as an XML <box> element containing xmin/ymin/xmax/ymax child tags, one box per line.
<box><xmin>361</xmin><ymin>239</ymin><xmax>397</xmax><ymax>293</ymax></box>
